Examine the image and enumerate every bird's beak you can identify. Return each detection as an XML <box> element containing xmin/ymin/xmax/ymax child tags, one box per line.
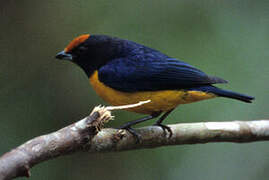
<box><xmin>55</xmin><ymin>50</ymin><xmax>73</xmax><ymax>61</ymax></box>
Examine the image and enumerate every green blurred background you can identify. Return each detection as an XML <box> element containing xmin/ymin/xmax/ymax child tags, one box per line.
<box><xmin>1</xmin><ymin>0</ymin><xmax>269</xmax><ymax>179</ymax></box>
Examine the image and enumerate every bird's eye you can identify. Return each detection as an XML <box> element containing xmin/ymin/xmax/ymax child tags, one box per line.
<box><xmin>78</xmin><ymin>46</ymin><xmax>88</xmax><ymax>52</ymax></box>
<box><xmin>72</xmin><ymin>46</ymin><xmax>88</xmax><ymax>56</ymax></box>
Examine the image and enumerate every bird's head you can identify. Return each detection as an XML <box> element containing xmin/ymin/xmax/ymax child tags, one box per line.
<box><xmin>56</xmin><ymin>34</ymin><xmax>123</xmax><ymax>76</ymax></box>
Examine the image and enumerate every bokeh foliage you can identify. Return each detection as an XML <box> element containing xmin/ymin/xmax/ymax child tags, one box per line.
<box><xmin>0</xmin><ymin>0</ymin><xmax>269</xmax><ymax>179</ymax></box>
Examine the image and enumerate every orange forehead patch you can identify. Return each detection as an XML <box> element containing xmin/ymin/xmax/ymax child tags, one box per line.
<box><xmin>64</xmin><ymin>34</ymin><xmax>90</xmax><ymax>52</ymax></box>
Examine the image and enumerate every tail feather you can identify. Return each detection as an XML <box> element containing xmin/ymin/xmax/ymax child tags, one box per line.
<box><xmin>189</xmin><ymin>86</ymin><xmax>255</xmax><ymax>103</ymax></box>
<box><xmin>213</xmin><ymin>88</ymin><xmax>255</xmax><ymax>103</ymax></box>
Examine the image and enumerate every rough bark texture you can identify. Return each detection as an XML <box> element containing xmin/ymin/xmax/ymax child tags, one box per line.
<box><xmin>87</xmin><ymin>120</ymin><xmax>269</xmax><ymax>152</ymax></box>
<box><xmin>0</xmin><ymin>103</ymin><xmax>268</xmax><ymax>180</ymax></box>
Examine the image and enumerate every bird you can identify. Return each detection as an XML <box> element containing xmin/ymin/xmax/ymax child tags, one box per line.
<box><xmin>56</xmin><ymin>34</ymin><xmax>254</xmax><ymax>141</ymax></box>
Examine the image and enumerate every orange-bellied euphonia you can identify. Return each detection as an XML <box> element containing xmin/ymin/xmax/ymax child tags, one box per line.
<box><xmin>56</xmin><ymin>34</ymin><xmax>254</xmax><ymax>140</ymax></box>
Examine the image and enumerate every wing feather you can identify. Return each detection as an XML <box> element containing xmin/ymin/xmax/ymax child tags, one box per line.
<box><xmin>98</xmin><ymin>57</ymin><xmax>227</xmax><ymax>92</ymax></box>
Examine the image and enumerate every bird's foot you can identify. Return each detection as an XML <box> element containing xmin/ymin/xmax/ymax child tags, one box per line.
<box><xmin>154</xmin><ymin>123</ymin><xmax>173</xmax><ymax>138</ymax></box>
<box><xmin>118</xmin><ymin>125</ymin><xmax>141</xmax><ymax>144</ymax></box>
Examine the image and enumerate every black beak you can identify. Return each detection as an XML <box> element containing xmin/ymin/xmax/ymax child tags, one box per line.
<box><xmin>55</xmin><ymin>50</ymin><xmax>73</xmax><ymax>61</ymax></box>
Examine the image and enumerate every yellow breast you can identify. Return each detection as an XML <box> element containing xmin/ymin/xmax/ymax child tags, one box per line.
<box><xmin>89</xmin><ymin>71</ymin><xmax>216</xmax><ymax>114</ymax></box>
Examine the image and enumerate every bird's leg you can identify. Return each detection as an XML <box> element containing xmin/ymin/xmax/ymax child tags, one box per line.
<box><xmin>154</xmin><ymin>109</ymin><xmax>175</xmax><ymax>138</ymax></box>
<box><xmin>119</xmin><ymin>112</ymin><xmax>161</xmax><ymax>143</ymax></box>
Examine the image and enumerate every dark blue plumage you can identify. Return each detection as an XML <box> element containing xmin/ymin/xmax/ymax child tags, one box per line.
<box><xmin>58</xmin><ymin>34</ymin><xmax>254</xmax><ymax>103</ymax></box>
<box><xmin>98</xmin><ymin>37</ymin><xmax>226</xmax><ymax>91</ymax></box>
<box><xmin>98</xmin><ymin>57</ymin><xmax>226</xmax><ymax>91</ymax></box>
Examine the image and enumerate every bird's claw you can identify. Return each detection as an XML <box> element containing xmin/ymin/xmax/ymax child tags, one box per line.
<box><xmin>118</xmin><ymin>126</ymin><xmax>141</xmax><ymax>144</ymax></box>
<box><xmin>154</xmin><ymin>123</ymin><xmax>173</xmax><ymax>138</ymax></box>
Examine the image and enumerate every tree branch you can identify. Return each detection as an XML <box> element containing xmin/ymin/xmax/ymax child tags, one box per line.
<box><xmin>0</xmin><ymin>102</ymin><xmax>268</xmax><ymax>180</ymax></box>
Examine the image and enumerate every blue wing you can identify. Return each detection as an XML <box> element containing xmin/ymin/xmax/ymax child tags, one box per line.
<box><xmin>98</xmin><ymin>57</ymin><xmax>227</xmax><ymax>92</ymax></box>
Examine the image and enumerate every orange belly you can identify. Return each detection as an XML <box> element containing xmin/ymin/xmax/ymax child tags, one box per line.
<box><xmin>89</xmin><ymin>71</ymin><xmax>216</xmax><ymax>114</ymax></box>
